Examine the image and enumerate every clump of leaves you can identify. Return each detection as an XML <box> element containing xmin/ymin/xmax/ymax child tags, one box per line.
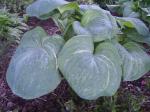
<box><xmin>6</xmin><ymin>0</ymin><xmax>150</xmax><ymax>101</ymax></box>
<box><xmin>0</xmin><ymin>9</ymin><xmax>28</xmax><ymax>42</ymax></box>
<box><xmin>107</xmin><ymin>0</ymin><xmax>150</xmax><ymax>24</ymax></box>
<box><xmin>0</xmin><ymin>8</ymin><xmax>28</xmax><ymax>55</ymax></box>
<box><xmin>0</xmin><ymin>0</ymin><xmax>35</xmax><ymax>12</ymax></box>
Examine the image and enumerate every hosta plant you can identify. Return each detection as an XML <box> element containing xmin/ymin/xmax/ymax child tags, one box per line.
<box><xmin>107</xmin><ymin>0</ymin><xmax>150</xmax><ymax>24</ymax></box>
<box><xmin>6</xmin><ymin>0</ymin><xmax>150</xmax><ymax>100</ymax></box>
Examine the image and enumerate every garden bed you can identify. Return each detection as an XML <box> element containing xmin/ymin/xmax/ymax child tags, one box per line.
<box><xmin>0</xmin><ymin>17</ymin><xmax>150</xmax><ymax>112</ymax></box>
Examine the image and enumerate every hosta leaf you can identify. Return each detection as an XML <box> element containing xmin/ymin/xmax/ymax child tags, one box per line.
<box><xmin>6</xmin><ymin>27</ymin><xmax>64</xmax><ymax>99</ymax></box>
<box><xmin>124</xmin><ymin>29</ymin><xmax>150</xmax><ymax>45</ymax></box>
<box><xmin>119</xmin><ymin>0</ymin><xmax>130</xmax><ymax>3</ymax></box>
<box><xmin>115</xmin><ymin>42</ymin><xmax>150</xmax><ymax>81</ymax></box>
<box><xmin>107</xmin><ymin>5</ymin><xmax>122</xmax><ymax>15</ymax></box>
<box><xmin>117</xmin><ymin>17</ymin><xmax>149</xmax><ymax>36</ymax></box>
<box><xmin>141</xmin><ymin>7</ymin><xmax>150</xmax><ymax>14</ymax></box>
<box><xmin>73</xmin><ymin>9</ymin><xmax>119</xmax><ymax>42</ymax></box>
<box><xmin>58</xmin><ymin>2</ymin><xmax>80</xmax><ymax>14</ymax></box>
<box><xmin>140</xmin><ymin>7</ymin><xmax>150</xmax><ymax>24</ymax></box>
<box><xmin>26</xmin><ymin>0</ymin><xmax>68</xmax><ymax>19</ymax></box>
<box><xmin>58</xmin><ymin>35</ymin><xmax>122</xmax><ymax>100</ymax></box>
<box><xmin>79</xmin><ymin>4</ymin><xmax>101</xmax><ymax>11</ymax></box>
<box><xmin>123</xmin><ymin>1</ymin><xmax>139</xmax><ymax>18</ymax></box>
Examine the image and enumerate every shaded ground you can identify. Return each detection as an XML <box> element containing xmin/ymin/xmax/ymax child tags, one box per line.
<box><xmin>0</xmin><ymin>18</ymin><xmax>150</xmax><ymax>112</ymax></box>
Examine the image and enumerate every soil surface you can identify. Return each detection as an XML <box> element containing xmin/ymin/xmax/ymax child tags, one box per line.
<box><xmin>0</xmin><ymin>18</ymin><xmax>150</xmax><ymax>112</ymax></box>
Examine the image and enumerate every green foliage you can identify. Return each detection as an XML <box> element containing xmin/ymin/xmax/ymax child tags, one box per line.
<box><xmin>73</xmin><ymin>9</ymin><xmax>119</xmax><ymax>42</ymax></box>
<box><xmin>6</xmin><ymin>27</ymin><xmax>64</xmax><ymax>99</ymax></box>
<box><xmin>58</xmin><ymin>36</ymin><xmax>122</xmax><ymax>100</ymax></box>
<box><xmin>26</xmin><ymin>0</ymin><xmax>68</xmax><ymax>19</ymax></box>
<box><xmin>0</xmin><ymin>8</ymin><xmax>28</xmax><ymax>55</ymax></box>
<box><xmin>0</xmin><ymin>0</ymin><xmax>35</xmax><ymax>12</ymax></box>
<box><xmin>0</xmin><ymin>9</ymin><xmax>28</xmax><ymax>42</ymax></box>
<box><xmin>6</xmin><ymin>0</ymin><xmax>150</xmax><ymax>100</ymax></box>
<box><xmin>115</xmin><ymin>42</ymin><xmax>150</xmax><ymax>81</ymax></box>
<box><xmin>107</xmin><ymin>0</ymin><xmax>150</xmax><ymax>24</ymax></box>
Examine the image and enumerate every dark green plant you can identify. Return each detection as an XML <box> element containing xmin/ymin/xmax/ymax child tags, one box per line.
<box><xmin>107</xmin><ymin>0</ymin><xmax>150</xmax><ymax>24</ymax></box>
<box><xmin>0</xmin><ymin>0</ymin><xmax>35</xmax><ymax>12</ymax></box>
<box><xmin>0</xmin><ymin>8</ymin><xmax>28</xmax><ymax>55</ymax></box>
<box><xmin>0</xmin><ymin>9</ymin><xmax>28</xmax><ymax>41</ymax></box>
<box><xmin>95</xmin><ymin>95</ymin><xmax>118</xmax><ymax>112</ymax></box>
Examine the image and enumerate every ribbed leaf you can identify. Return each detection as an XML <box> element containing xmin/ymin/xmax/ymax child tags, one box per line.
<box><xmin>26</xmin><ymin>0</ymin><xmax>68</xmax><ymax>19</ymax></box>
<box><xmin>107</xmin><ymin>5</ymin><xmax>122</xmax><ymax>14</ymax></box>
<box><xmin>73</xmin><ymin>9</ymin><xmax>119</xmax><ymax>42</ymax></box>
<box><xmin>58</xmin><ymin>2</ymin><xmax>80</xmax><ymax>14</ymax></box>
<box><xmin>141</xmin><ymin>7</ymin><xmax>150</xmax><ymax>24</ymax></box>
<box><xmin>124</xmin><ymin>29</ymin><xmax>150</xmax><ymax>45</ymax></box>
<box><xmin>123</xmin><ymin>1</ymin><xmax>139</xmax><ymax>18</ymax></box>
<box><xmin>118</xmin><ymin>17</ymin><xmax>149</xmax><ymax>36</ymax></box>
<box><xmin>6</xmin><ymin>27</ymin><xmax>64</xmax><ymax>99</ymax></box>
<box><xmin>115</xmin><ymin>42</ymin><xmax>150</xmax><ymax>81</ymax></box>
<box><xmin>58</xmin><ymin>35</ymin><xmax>122</xmax><ymax>100</ymax></box>
<box><xmin>79</xmin><ymin>4</ymin><xmax>101</xmax><ymax>11</ymax></box>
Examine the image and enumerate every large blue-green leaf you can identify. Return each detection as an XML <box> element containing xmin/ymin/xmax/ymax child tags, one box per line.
<box><xmin>6</xmin><ymin>27</ymin><xmax>64</xmax><ymax>99</ymax></box>
<box><xmin>124</xmin><ymin>29</ymin><xmax>150</xmax><ymax>45</ymax></box>
<box><xmin>58</xmin><ymin>35</ymin><xmax>122</xmax><ymax>100</ymax></box>
<box><xmin>79</xmin><ymin>4</ymin><xmax>101</xmax><ymax>11</ymax></box>
<box><xmin>26</xmin><ymin>0</ymin><xmax>68</xmax><ymax>19</ymax></box>
<box><xmin>73</xmin><ymin>9</ymin><xmax>119</xmax><ymax>42</ymax></box>
<box><xmin>123</xmin><ymin>1</ymin><xmax>139</xmax><ymax>18</ymax></box>
<box><xmin>115</xmin><ymin>42</ymin><xmax>150</xmax><ymax>81</ymax></box>
<box><xmin>117</xmin><ymin>17</ymin><xmax>149</xmax><ymax>36</ymax></box>
<box><xmin>107</xmin><ymin>5</ymin><xmax>122</xmax><ymax>14</ymax></box>
<box><xmin>58</xmin><ymin>2</ymin><xmax>80</xmax><ymax>14</ymax></box>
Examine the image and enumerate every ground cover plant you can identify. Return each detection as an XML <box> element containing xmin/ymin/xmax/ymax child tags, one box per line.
<box><xmin>0</xmin><ymin>8</ymin><xmax>28</xmax><ymax>56</ymax></box>
<box><xmin>0</xmin><ymin>0</ymin><xmax>35</xmax><ymax>12</ymax></box>
<box><xmin>0</xmin><ymin>0</ymin><xmax>150</xmax><ymax>111</ymax></box>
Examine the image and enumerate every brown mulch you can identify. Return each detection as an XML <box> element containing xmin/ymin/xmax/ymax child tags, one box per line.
<box><xmin>27</xmin><ymin>17</ymin><xmax>61</xmax><ymax>35</ymax></box>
